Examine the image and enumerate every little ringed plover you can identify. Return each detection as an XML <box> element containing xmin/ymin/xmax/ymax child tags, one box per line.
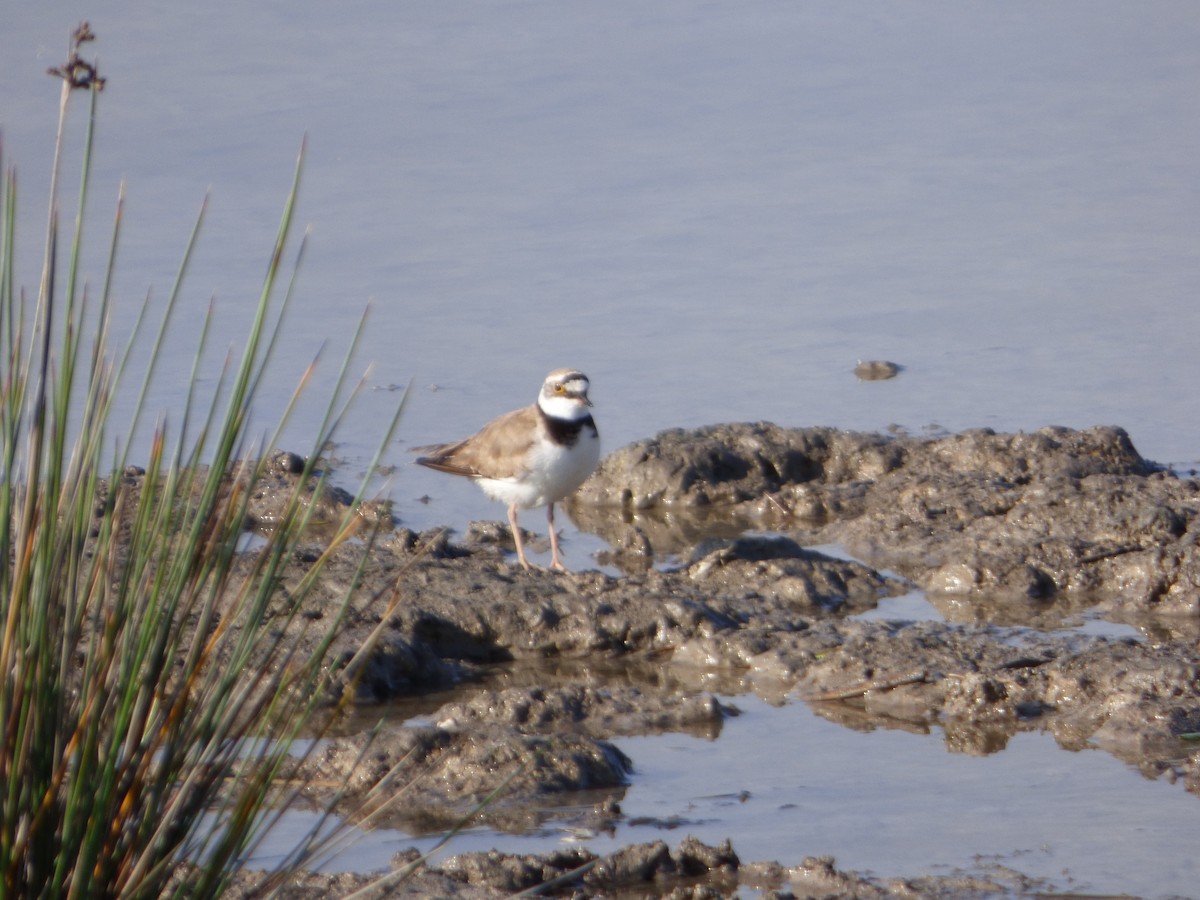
<box><xmin>415</xmin><ymin>368</ymin><xmax>600</xmax><ymax>571</ymax></box>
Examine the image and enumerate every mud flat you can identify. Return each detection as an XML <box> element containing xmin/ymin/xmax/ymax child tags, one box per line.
<box><xmin>207</xmin><ymin>425</ymin><xmax>1200</xmax><ymax>896</ymax></box>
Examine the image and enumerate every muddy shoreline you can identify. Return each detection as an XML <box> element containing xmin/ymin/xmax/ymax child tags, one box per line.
<box><xmin>213</xmin><ymin>424</ymin><xmax>1199</xmax><ymax>896</ymax></box>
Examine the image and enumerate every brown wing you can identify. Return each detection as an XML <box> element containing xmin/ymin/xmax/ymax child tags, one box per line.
<box><xmin>414</xmin><ymin>405</ymin><xmax>539</xmax><ymax>480</ymax></box>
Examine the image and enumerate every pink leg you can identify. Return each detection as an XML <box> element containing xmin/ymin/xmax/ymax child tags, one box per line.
<box><xmin>547</xmin><ymin>503</ymin><xmax>567</xmax><ymax>571</ymax></box>
<box><xmin>508</xmin><ymin>503</ymin><xmax>531</xmax><ymax>570</ymax></box>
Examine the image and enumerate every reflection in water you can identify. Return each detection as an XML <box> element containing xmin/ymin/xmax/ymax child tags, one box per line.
<box><xmin>575</xmin><ymin>494</ymin><xmax>1167</xmax><ymax>639</ymax></box>
<box><xmin>253</xmin><ymin>691</ymin><xmax>1200</xmax><ymax>897</ymax></box>
<box><xmin>567</xmin><ymin>499</ymin><xmax>753</xmax><ymax>563</ymax></box>
<box><xmin>931</xmin><ymin>589</ymin><xmax>1104</xmax><ymax>630</ymax></box>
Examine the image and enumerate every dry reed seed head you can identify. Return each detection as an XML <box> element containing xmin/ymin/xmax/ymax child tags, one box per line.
<box><xmin>47</xmin><ymin>22</ymin><xmax>106</xmax><ymax>91</ymax></box>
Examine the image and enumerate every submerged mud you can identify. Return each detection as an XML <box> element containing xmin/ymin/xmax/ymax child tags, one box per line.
<box><xmin>208</xmin><ymin>425</ymin><xmax>1199</xmax><ymax>896</ymax></box>
<box><xmin>218</xmin><ymin>841</ymin><xmax>1055</xmax><ymax>899</ymax></box>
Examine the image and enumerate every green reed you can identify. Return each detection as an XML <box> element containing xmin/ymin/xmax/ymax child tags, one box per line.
<box><xmin>0</xmin><ymin>24</ymin><xmax>405</xmax><ymax>898</ymax></box>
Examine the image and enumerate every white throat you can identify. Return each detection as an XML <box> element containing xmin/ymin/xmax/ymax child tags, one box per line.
<box><xmin>538</xmin><ymin>393</ymin><xmax>590</xmax><ymax>421</ymax></box>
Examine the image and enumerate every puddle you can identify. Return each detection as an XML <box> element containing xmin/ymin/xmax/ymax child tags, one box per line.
<box><xmin>823</xmin><ymin>541</ymin><xmax>1147</xmax><ymax>643</ymax></box>
<box><xmin>250</xmin><ymin>693</ymin><xmax>1198</xmax><ymax>897</ymax></box>
<box><xmin>1064</xmin><ymin>616</ymin><xmax>1144</xmax><ymax>641</ymax></box>
<box><xmin>853</xmin><ymin>587</ymin><xmax>1143</xmax><ymax>642</ymax></box>
<box><xmin>851</xmin><ymin>588</ymin><xmax>945</xmax><ymax>624</ymax></box>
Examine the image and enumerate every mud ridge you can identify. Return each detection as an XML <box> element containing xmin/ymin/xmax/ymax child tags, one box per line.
<box><xmin>165</xmin><ymin>425</ymin><xmax>1200</xmax><ymax>896</ymax></box>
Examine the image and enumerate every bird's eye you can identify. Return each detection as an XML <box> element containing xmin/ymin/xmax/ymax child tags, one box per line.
<box><xmin>555</xmin><ymin>384</ymin><xmax>566</xmax><ymax>393</ymax></box>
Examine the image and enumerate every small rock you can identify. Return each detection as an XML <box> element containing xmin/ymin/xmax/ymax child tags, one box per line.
<box><xmin>854</xmin><ymin>359</ymin><xmax>902</xmax><ymax>380</ymax></box>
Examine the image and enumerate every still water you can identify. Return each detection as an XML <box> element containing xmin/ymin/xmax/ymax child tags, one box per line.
<box><xmin>3</xmin><ymin>4</ymin><xmax>1198</xmax><ymax>521</ymax></box>
<box><xmin>249</xmin><ymin>691</ymin><xmax>1200</xmax><ymax>898</ymax></box>
<box><xmin>4</xmin><ymin>3</ymin><xmax>1199</xmax><ymax>893</ymax></box>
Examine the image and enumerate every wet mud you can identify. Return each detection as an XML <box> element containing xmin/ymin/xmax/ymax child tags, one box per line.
<box><xmin>202</xmin><ymin>425</ymin><xmax>1199</xmax><ymax>896</ymax></box>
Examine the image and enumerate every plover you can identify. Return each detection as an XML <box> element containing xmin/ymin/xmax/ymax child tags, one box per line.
<box><xmin>415</xmin><ymin>368</ymin><xmax>600</xmax><ymax>571</ymax></box>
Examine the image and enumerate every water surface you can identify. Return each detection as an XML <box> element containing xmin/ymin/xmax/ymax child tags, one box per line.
<box><xmin>253</xmin><ymin>693</ymin><xmax>1200</xmax><ymax>898</ymax></box>
<box><xmin>3</xmin><ymin>5</ymin><xmax>1197</xmax><ymax>534</ymax></box>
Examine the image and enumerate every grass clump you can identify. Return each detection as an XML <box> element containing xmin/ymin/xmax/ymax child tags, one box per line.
<box><xmin>0</xmin><ymin>23</ymin><xmax>403</xmax><ymax>898</ymax></box>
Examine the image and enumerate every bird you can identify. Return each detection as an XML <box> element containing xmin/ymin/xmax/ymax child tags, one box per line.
<box><xmin>415</xmin><ymin>368</ymin><xmax>600</xmax><ymax>571</ymax></box>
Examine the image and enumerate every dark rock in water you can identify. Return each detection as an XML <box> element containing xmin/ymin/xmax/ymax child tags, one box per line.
<box><xmin>265</xmin><ymin>449</ymin><xmax>306</xmax><ymax>475</ymax></box>
<box><xmin>294</xmin><ymin>720</ymin><xmax>631</xmax><ymax>834</ymax></box>
<box><xmin>854</xmin><ymin>359</ymin><xmax>902</xmax><ymax>380</ymax></box>
<box><xmin>572</xmin><ymin>422</ymin><xmax>904</xmax><ymax>509</ymax></box>
<box><xmin>437</xmin><ymin>846</ymin><xmax>598</xmax><ymax>894</ymax></box>
<box><xmin>572</xmin><ymin>423</ymin><xmax>1197</xmax><ymax>614</ymax></box>
<box><xmin>433</xmin><ymin>683</ymin><xmax>736</xmax><ymax>740</ymax></box>
<box><xmin>433</xmin><ymin>838</ymin><xmax>738</xmax><ymax>896</ymax></box>
<box><xmin>576</xmin><ymin>423</ymin><xmax>1151</xmax><ymax>512</ymax></box>
<box><xmin>684</xmin><ymin>534</ymin><xmax>893</xmax><ymax>613</ymax></box>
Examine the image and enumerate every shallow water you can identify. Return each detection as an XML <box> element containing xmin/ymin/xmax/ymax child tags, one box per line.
<box><xmin>4</xmin><ymin>4</ymin><xmax>1199</xmax><ymax>512</ymax></box>
<box><xmin>611</xmin><ymin>696</ymin><xmax>1199</xmax><ymax>897</ymax></box>
<box><xmin>251</xmin><ymin>692</ymin><xmax>1199</xmax><ymax>898</ymax></box>
<box><xmin>5</xmin><ymin>2</ymin><xmax>1200</xmax><ymax>892</ymax></box>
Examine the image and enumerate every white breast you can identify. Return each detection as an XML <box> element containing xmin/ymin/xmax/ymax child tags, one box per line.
<box><xmin>477</xmin><ymin>426</ymin><xmax>600</xmax><ymax>509</ymax></box>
